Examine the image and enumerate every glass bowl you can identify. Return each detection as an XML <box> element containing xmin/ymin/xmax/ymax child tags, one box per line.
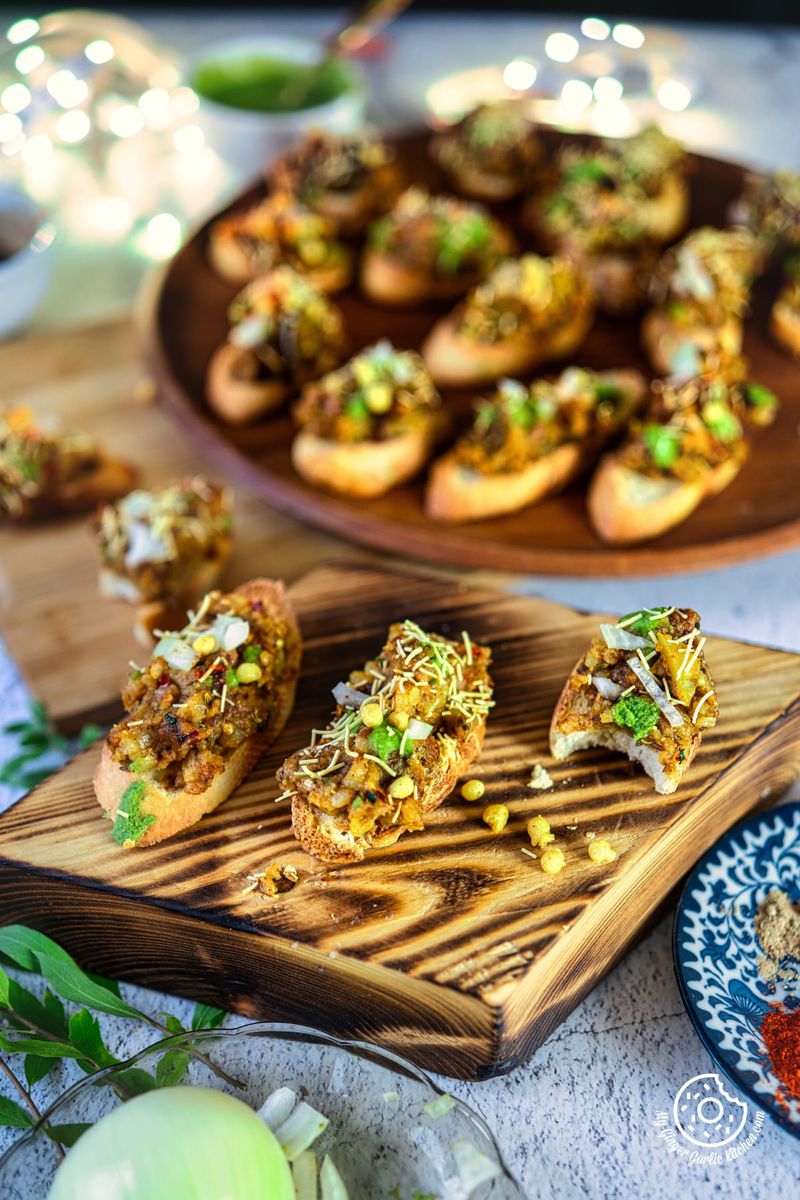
<box><xmin>0</xmin><ymin>1022</ymin><xmax>523</xmax><ymax>1198</ymax></box>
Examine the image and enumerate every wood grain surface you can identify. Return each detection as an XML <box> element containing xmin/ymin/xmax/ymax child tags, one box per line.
<box><xmin>1</xmin><ymin>563</ymin><xmax>799</xmax><ymax>1079</ymax></box>
<box><xmin>146</xmin><ymin>131</ymin><xmax>800</xmax><ymax>577</ymax></box>
<box><xmin>0</xmin><ymin>321</ymin><xmax>357</xmax><ymax>730</ymax></box>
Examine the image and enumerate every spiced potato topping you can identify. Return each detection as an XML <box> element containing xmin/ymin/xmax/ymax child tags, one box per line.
<box><xmin>212</xmin><ymin>192</ymin><xmax>349</xmax><ymax>277</ymax></box>
<box><xmin>278</xmin><ymin>620</ymin><xmax>493</xmax><ymax>845</ymax></box>
<box><xmin>108</xmin><ymin>590</ymin><xmax>295</xmax><ymax>795</ymax></box>
<box><xmin>367</xmin><ymin>187</ymin><xmax>512</xmax><ymax>279</ymax></box>
<box><xmin>293</xmin><ymin>340</ymin><xmax>440</xmax><ymax>444</ymax></box>
<box><xmin>1</xmin><ymin>407</ymin><xmax>102</xmax><ymax>519</ymax></box>
<box><xmin>559</xmin><ymin>606</ymin><xmax>718</xmax><ymax>765</ymax></box>
<box><xmin>452</xmin><ymin>369</ymin><xmax>640</xmax><ymax>476</ymax></box>
<box><xmin>617</xmin><ymin>372</ymin><xmax>777</xmax><ymax>484</ymax></box>
<box><xmin>269</xmin><ymin>129</ymin><xmax>400</xmax><ymax>204</ymax></box>
<box><xmin>457</xmin><ymin>255</ymin><xmax>591</xmax><ymax>345</ymax></box>
<box><xmin>432</xmin><ymin>101</ymin><xmax>543</xmax><ymax>180</ymax></box>
<box><xmin>225</xmin><ymin>265</ymin><xmax>345</xmax><ymax>383</ymax></box>
<box><xmin>96</xmin><ymin>478</ymin><xmax>232</xmax><ymax>602</ymax></box>
<box><xmin>648</xmin><ymin>226</ymin><xmax>763</xmax><ymax>327</ymax></box>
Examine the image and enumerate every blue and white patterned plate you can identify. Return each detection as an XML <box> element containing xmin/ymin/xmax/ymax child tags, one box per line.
<box><xmin>674</xmin><ymin>802</ymin><xmax>800</xmax><ymax>1139</ymax></box>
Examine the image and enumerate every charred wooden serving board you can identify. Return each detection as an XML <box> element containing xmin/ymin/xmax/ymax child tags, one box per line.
<box><xmin>1</xmin><ymin>563</ymin><xmax>800</xmax><ymax>1079</ymax></box>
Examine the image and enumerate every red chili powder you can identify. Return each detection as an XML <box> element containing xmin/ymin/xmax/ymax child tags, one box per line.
<box><xmin>761</xmin><ymin>1004</ymin><xmax>800</xmax><ymax>1112</ymax></box>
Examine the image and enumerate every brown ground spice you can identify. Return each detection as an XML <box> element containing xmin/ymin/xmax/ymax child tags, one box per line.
<box><xmin>755</xmin><ymin>889</ymin><xmax>800</xmax><ymax>984</ymax></box>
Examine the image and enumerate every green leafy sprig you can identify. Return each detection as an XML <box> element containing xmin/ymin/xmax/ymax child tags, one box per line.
<box><xmin>0</xmin><ymin>925</ymin><xmax>229</xmax><ymax>1152</ymax></box>
<box><xmin>1</xmin><ymin>702</ymin><xmax>103</xmax><ymax>792</ymax></box>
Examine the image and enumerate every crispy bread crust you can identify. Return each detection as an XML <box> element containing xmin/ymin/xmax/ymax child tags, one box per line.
<box><xmin>206</xmin><ymin>344</ymin><xmax>288</xmax><ymax>425</ymax></box>
<box><xmin>771</xmin><ymin>296</ymin><xmax>800</xmax><ymax>357</ymax></box>
<box><xmin>360</xmin><ymin>250</ymin><xmax>483</xmax><ymax>307</ymax></box>
<box><xmin>292</xmin><ymin>419</ymin><xmax>440</xmax><ymax>498</ymax></box>
<box><xmin>208</xmin><ymin>227</ymin><xmax>352</xmax><ymax>293</ymax></box>
<box><xmin>94</xmin><ymin>579</ymin><xmax>301</xmax><ymax>847</ymax></box>
<box><xmin>290</xmin><ymin>718</ymin><xmax>487</xmax><ymax>863</ymax></box>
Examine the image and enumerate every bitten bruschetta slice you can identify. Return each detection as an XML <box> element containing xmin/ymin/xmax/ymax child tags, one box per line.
<box><xmin>277</xmin><ymin>619</ymin><xmax>494</xmax><ymax>863</ymax></box>
<box><xmin>427</xmin><ymin>367</ymin><xmax>646</xmax><ymax>523</ymax></box>
<box><xmin>550</xmin><ymin>605</ymin><xmax>718</xmax><ymax>794</ymax></box>
<box><xmin>422</xmin><ymin>255</ymin><xmax>594</xmax><ymax>387</ymax></box>
<box><xmin>360</xmin><ymin>187</ymin><xmax>514</xmax><ymax>307</ymax></box>
<box><xmin>208</xmin><ymin>192</ymin><xmax>352</xmax><ymax>290</ymax></box>
<box><xmin>0</xmin><ymin>406</ymin><xmax>136</xmax><ymax>522</ymax></box>
<box><xmin>588</xmin><ymin>370</ymin><xmax>778</xmax><ymax>544</ymax></box>
<box><xmin>430</xmin><ymin>100</ymin><xmax>543</xmax><ymax>202</ymax></box>
<box><xmin>95</xmin><ymin>478</ymin><xmax>233</xmax><ymax>645</ymax></box>
<box><xmin>268</xmin><ymin>129</ymin><xmax>404</xmax><ymax>238</ymax></box>
<box><xmin>771</xmin><ymin>276</ymin><xmax>800</xmax><ymax>356</ymax></box>
<box><xmin>292</xmin><ymin>340</ymin><xmax>444</xmax><ymax>498</ymax></box>
<box><xmin>207</xmin><ymin>266</ymin><xmax>346</xmax><ymax>425</ymax></box>
<box><xmin>641</xmin><ymin>227</ymin><xmax>763</xmax><ymax>374</ymax></box>
<box><xmin>94</xmin><ymin>580</ymin><xmax>301</xmax><ymax>847</ymax></box>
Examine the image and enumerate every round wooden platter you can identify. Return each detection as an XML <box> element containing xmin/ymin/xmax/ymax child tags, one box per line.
<box><xmin>144</xmin><ymin>131</ymin><xmax>800</xmax><ymax>577</ymax></box>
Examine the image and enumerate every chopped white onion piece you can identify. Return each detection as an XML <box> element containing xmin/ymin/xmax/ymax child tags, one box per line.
<box><xmin>291</xmin><ymin>1150</ymin><xmax>319</xmax><ymax>1200</ymax></box>
<box><xmin>153</xmin><ymin>635</ymin><xmax>197</xmax><ymax>673</ymax></box>
<box><xmin>626</xmin><ymin>657</ymin><xmax>684</xmax><ymax>727</ymax></box>
<box><xmin>320</xmin><ymin>1155</ymin><xmax>350</xmax><ymax>1200</ymax></box>
<box><xmin>406</xmin><ymin>718</ymin><xmax>433</xmax><ymax>740</ymax></box>
<box><xmin>257</xmin><ymin>1085</ymin><xmax>297</xmax><ymax>1130</ymax></box>
<box><xmin>600</xmin><ymin>623</ymin><xmax>650</xmax><ymax>651</ymax></box>
<box><xmin>451</xmin><ymin>1138</ymin><xmax>502</xmax><ymax>1195</ymax></box>
<box><xmin>124</xmin><ymin>519</ymin><xmax>170</xmax><ymax>568</ymax></box>
<box><xmin>332</xmin><ymin>682</ymin><xmax>371</xmax><ymax>708</ymax></box>
<box><xmin>275</xmin><ymin>1101</ymin><xmax>330</xmax><ymax>1161</ymax></box>
<box><xmin>593</xmin><ymin>675</ymin><xmax>623</xmax><ymax>701</ymax></box>
<box><xmin>212</xmin><ymin>615</ymin><xmax>250</xmax><ymax>650</ymax></box>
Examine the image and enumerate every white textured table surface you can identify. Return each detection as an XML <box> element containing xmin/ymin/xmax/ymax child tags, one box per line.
<box><xmin>2</xmin><ymin>11</ymin><xmax>800</xmax><ymax>1198</ymax></box>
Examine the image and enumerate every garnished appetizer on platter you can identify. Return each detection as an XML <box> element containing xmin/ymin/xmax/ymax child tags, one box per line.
<box><xmin>426</xmin><ymin>367</ymin><xmax>646</xmax><ymax>523</ymax></box>
<box><xmin>277</xmin><ymin>619</ymin><xmax>494</xmax><ymax>863</ymax></box>
<box><xmin>268</xmin><ymin>129</ymin><xmax>404</xmax><ymax>237</ymax></box>
<box><xmin>208</xmin><ymin>191</ymin><xmax>353</xmax><ymax>290</ymax></box>
<box><xmin>94</xmin><ymin>581</ymin><xmax>301</xmax><ymax>847</ymax></box>
<box><xmin>641</xmin><ymin>226</ymin><xmax>763</xmax><ymax>373</ymax></box>
<box><xmin>429</xmin><ymin>100</ymin><xmax>544</xmax><ymax>202</ymax></box>
<box><xmin>770</xmin><ymin>274</ymin><xmax>800</xmax><ymax>356</ymax></box>
<box><xmin>422</xmin><ymin>254</ymin><xmax>594</xmax><ymax>387</ymax></box>
<box><xmin>0</xmin><ymin>406</ymin><xmax>136</xmax><ymax>522</ymax></box>
<box><xmin>588</xmin><ymin>369</ymin><xmax>778</xmax><ymax>544</ymax></box>
<box><xmin>292</xmin><ymin>340</ymin><xmax>444</xmax><ymax>498</ymax></box>
<box><xmin>95</xmin><ymin>478</ymin><xmax>233</xmax><ymax>644</ymax></box>
<box><xmin>550</xmin><ymin>605</ymin><xmax>718</xmax><ymax>794</ymax></box>
<box><xmin>360</xmin><ymin>187</ymin><xmax>515</xmax><ymax>307</ymax></box>
<box><xmin>602</xmin><ymin>123</ymin><xmax>689</xmax><ymax>242</ymax></box>
<box><xmin>730</xmin><ymin>168</ymin><xmax>800</xmax><ymax>251</ymax></box>
<box><xmin>207</xmin><ymin>266</ymin><xmax>346</xmax><ymax>425</ymax></box>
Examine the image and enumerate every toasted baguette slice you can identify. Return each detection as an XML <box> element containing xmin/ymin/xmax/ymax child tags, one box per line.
<box><xmin>206</xmin><ymin>344</ymin><xmax>289</xmax><ymax>425</ymax></box>
<box><xmin>641</xmin><ymin>310</ymin><xmax>743</xmax><ymax>374</ymax></box>
<box><xmin>360</xmin><ymin>250</ymin><xmax>484</xmax><ymax>307</ymax></box>
<box><xmin>291</xmin><ymin>718</ymin><xmax>487</xmax><ymax>864</ymax></box>
<box><xmin>422</xmin><ymin>304</ymin><xmax>593</xmax><ymax>388</ymax></box>
<box><xmin>588</xmin><ymin>453</ymin><xmax>743</xmax><ymax>544</ymax></box>
<box><xmin>94</xmin><ymin>579</ymin><xmax>301</xmax><ymax>847</ymax></box>
<box><xmin>639</xmin><ymin>174</ymin><xmax>690</xmax><ymax>244</ymax></box>
<box><xmin>292</xmin><ymin>417</ymin><xmax>442</xmax><ymax>499</ymax></box>
<box><xmin>208</xmin><ymin>228</ymin><xmax>352</xmax><ymax>293</ymax></box>
<box><xmin>771</xmin><ymin>291</ymin><xmax>800</xmax><ymax>357</ymax></box>
<box><xmin>8</xmin><ymin>456</ymin><xmax>137</xmax><ymax>522</ymax></box>
<box><xmin>441</xmin><ymin>163</ymin><xmax>527</xmax><ymax>203</ymax></box>
<box><xmin>427</xmin><ymin>442</ymin><xmax>580</xmax><ymax>523</ymax></box>
<box><xmin>550</xmin><ymin>606</ymin><xmax>718</xmax><ymax>794</ymax></box>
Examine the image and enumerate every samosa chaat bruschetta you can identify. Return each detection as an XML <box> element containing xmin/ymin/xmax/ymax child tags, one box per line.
<box><xmin>0</xmin><ymin>406</ymin><xmax>136</xmax><ymax>522</ymax></box>
<box><xmin>96</xmin><ymin>478</ymin><xmax>233</xmax><ymax>644</ymax></box>
<box><xmin>550</xmin><ymin>605</ymin><xmax>718</xmax><ymax>794</ymax></box>
<box><xmin>422</xmin><ymin>254</ymin><xmax>594</xmax><ymax>387</ymax></box>
<box><xmin>277</xmin><ymin>619</ymin><xmax>494</xmax><ymax>863</ymax></box>
<box><xmin>208</xmin><ymin>191</ymin><xmax>352</xmax><ymax>290</ymax></box>
<box><xmin>430</xmin><ymin>100</ymin><xmax>543</xmax><ymax>202</ymax></box>
<box><xmin>588</xmin><ymin>370</ymin><xmax>778</xmax><ymax>544</ymax></box>
<box><xmin>730</xmin><ymin>168</ymin><xmax>800</xmax><ymax>252</ymax></box>
<box><xmin>641</xmin><ymin>226</ymin><xmax>763</xmax><ymax>374</ymax></box>
<box><xmin>94</xmin><ymin>580</ymin><xmax>301</xmax><ymax>847</ymax></box>
<box><xmin>292</xmin><ymin>340</ymin><xmax>444</xmax><ymax>498</ymax></box>
<box><xmin>268</xmin><ymin>129</ymin><xmax>404</xmax><ymax>238</ymax></box>
<box><xmin>207</xmin><ymin>266</ymin><xmax>346</xmax><ymax>425</ymax></box>
<box><xmin>360</xmin><ymin>187</ymin><xmax>514</xmax><ymax>307</ymax></box>
<box><xmin>770</xmin><ymin>275</ymin><xmax>800</xmax><ymax>357</ymax></box>
<box><xmin>426</xmin><ymin>366</ymin><xmax>646</xmax><ymax>523</ymax></box>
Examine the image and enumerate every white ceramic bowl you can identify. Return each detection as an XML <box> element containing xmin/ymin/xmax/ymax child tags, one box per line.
<box><xmin>0</xmin><ymin>184</ymin><xmax>55</xmax><ymax>338</ymax></box>
<box><xmin>190</xmin><ymin>35</ymin><xmax>368</xmax><ymax>180</ymax></box>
